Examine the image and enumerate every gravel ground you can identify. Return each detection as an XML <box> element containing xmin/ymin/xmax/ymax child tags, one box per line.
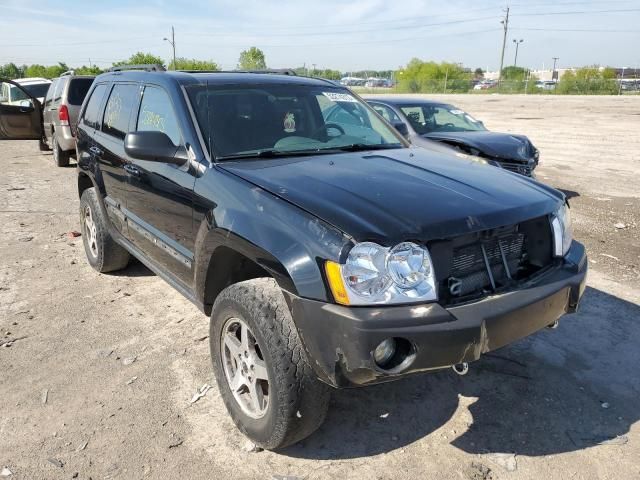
<box><xmin>1</xmin><ymin>95</ymin><xmax>639</xmax><ymax>480</ymax></box>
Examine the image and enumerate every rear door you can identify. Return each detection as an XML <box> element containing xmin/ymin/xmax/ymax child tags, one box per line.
<box><xmin>93</xmin><ymin>82</ymin><xmax>141</xmax><ymax>237</ymax></box>
<box><xmin>0</xmin><ymin>80</ymin><xmax>43</xmax><ymax>140</ymax></box>
<box><xmin>42</xmin><ymin>79</ymin><xmax>58</xmax><ymax>139</ymax></box>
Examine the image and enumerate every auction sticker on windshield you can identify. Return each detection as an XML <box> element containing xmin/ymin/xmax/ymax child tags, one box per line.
<box><xmin>323</xmin><ymin>92</ymin><xmax>358</xmax><ymax>103</ymax></box>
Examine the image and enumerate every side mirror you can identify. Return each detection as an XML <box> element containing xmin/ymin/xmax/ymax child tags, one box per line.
<box><xmin>392</xmin><ymin>121</ymin><xmax>409</xmax><ymax>138</ymax></box>
<box><xmin>19</xmin><ymin>99</ymin><xmax>34</xmax><ymax>111</ymax></box>
<box><xmin>124</xmin><ymin>131</ymin><xmax>183</xmax><ymax>164</ymax></box>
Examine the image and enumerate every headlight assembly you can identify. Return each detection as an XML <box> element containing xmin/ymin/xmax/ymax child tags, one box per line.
<box><xmin>551</xmin><ymin>203</ymin><xmax>573</xmax><ymax>257</ymax></box>
<box><xmin>325</xmin><ymin>241</ymin><xmax>437</xmax><ymax>306</ymax></box>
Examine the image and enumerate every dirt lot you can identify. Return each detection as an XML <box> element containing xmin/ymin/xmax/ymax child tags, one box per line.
<box><xmin>1</xmin><ymin>95</ymin><xmax>639</xmax><ymax>480</ymax></box>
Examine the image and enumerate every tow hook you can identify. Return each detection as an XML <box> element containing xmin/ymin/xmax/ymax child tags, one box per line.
<box><xmin>452</xmin><ymin>362</ymin><xmax>469</xmax><ymax>376</ymax></box>
<box><xmin>547</xmin><ymin>320</ymin><xmax>559</xmax><ymax>329</ymax></box>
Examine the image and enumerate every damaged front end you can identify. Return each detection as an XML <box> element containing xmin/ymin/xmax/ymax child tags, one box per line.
<box><xmin>286</xmin><ymin>238</ymin><xmax>586</xmax><ymax>388</ymax></box>
<box><xmin>436</xmin><ymin>136</ymin><xmax>539</xmax><ymax>178</ymax></box>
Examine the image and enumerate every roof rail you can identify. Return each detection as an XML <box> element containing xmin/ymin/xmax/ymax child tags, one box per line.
<box><xmin>60</xmin><ymin>70</ymin><xmax>75</xmax><ymax>77</ymax></box>
<box><xmin>108</xmin><ymin>64</ymin><xmax>166</xmax><ymax>72</ymax></box>
<box><xmin>233</xmin><ymin>69</ymin><xmax>297</xmax><ymax>76</ymax></box>
<box><xmin>176</xmin><ymin>70</ymin><xmax>221</xmax><ymax>74</ymax></box>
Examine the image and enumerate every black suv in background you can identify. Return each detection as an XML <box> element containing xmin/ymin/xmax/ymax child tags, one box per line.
<box><xmin>0</xmin><ymin>68</ymin><xmax>587</xmax><ymax>450</ymax></box>
<box><xmin>41</xmin><ymin>71</ymin><xmax>95</xmax><ymax>166</ymax></box>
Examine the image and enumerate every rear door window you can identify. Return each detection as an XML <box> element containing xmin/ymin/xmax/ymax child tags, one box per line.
<box><xmin>136</xmin><ymin>86</ymin><xmax>182</xmax><ymax>146</ymax></box>
<box><xmin>67</xmin><ymin>78</ymin><xmax>95</xmax><ymax>105</ymax></box>
<box><xmin>102</xmin><ymin>84</ymin><xmax>140</xmax><ymax>140</ymax></box>
<box><xmin>81</xmin><ymin>83</ymin><xmax>109</xmax><ymax>130</ymax></box>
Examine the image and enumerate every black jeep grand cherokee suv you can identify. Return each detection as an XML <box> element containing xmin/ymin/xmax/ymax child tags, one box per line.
<box><xmin>0</xmin><ymin>70</ymin><xmax>587</xmax><ymax>449</ymax></box>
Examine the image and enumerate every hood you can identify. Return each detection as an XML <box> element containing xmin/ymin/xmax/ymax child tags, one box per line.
<box><xmin>424</xmin><ymin>131</ymin><xmax>535</xmax><ymax>162</ymax></box>
<box><xmin>220</xmin><ymin>148</ymin><xmax>563</xmax><ymax>244</ymax></box>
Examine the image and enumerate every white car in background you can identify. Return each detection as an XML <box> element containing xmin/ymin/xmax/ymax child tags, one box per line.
<box><xmin>0</xmin><ymin>77</ymin><xmax>51</xmax><ymax>105</ymax></box>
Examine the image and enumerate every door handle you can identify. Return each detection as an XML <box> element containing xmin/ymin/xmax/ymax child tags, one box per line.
<box><xmin>124</xmin><ymin>164</ymin><xmax>140</xmax><ymax>176</ymax></box>
<box><xmin>89</xmin><ymin>146</ymin><xmax>102</xmax><ymax>156</ymax></box>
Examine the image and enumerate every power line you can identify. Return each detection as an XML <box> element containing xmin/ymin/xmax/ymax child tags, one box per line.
<box><xmin>182</xmin><ymin>16</ymin><xmax>499</xmax><ymax>38</ymax></box>
<box><xmin>513</xmin><ymin>7</ymin><xmax>640</xmax><ymax>16</ymax></box>
<box><xmin>513</xmin><ymin>27</ymin><xmax>639</xmax><ymax>32</ymax></box>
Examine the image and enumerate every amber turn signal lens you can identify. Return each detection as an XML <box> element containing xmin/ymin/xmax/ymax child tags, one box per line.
<box><xmin>325</xmin><ymin>261</ymin><xmax>350</xmax><ymax>306</ymax></box>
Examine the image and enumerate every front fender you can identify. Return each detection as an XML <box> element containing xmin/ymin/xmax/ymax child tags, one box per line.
<box><xmin>192</xmin><ymin>167</ymin><xmax>351</xmax><ymax>308</ymax></box>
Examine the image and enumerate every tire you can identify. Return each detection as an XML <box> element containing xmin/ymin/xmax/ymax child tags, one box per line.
<box><xmin>38</xmin><ymin>137</ymin><xmax>50</xmax><ymax>152</ymax></box>
<box><xmin>210</xmin><ymin>278</ymin><xmax>330</xmax><ymax>450</ymax></box>
<box><xmin>52</xmin><ymin>134</ymin><xmax>70</xmax><ymax>167</ymax></box>
<box><xmin>79</xmin><ymin>187</ymin><xmax>130</xmax><ymax>273</ymax></box>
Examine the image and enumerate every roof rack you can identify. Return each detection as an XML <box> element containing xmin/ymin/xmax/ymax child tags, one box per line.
<box><xmin>60</xmin><ymin>70</ymin><xmax>75</xmax><ymax>77</ymax></box>
<box><xmin>108</xmin><ymin>64</ymin><xmax>166</xmax><ymax>72</ymax></box>
<box><xmin>175</xmin><ymin>69</ymin><xmax>298</xmax><ymax>76</ymax></box>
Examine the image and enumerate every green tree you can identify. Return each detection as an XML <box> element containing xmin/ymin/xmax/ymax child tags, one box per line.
<box><xmin>238</xmin><ymin>47</ymin><xmax>267</xmax><ymax>70</ymax></box>
<box><xmin>501</xmin><ymin>66</ymin><xmax>527</xmax><ymax>81</ymax></box>
<box><xmin>74</xmin><ymin>65</ymin><xmax>103</xmax><ymax>75</ymax></box>
<box><xmin>169</xmin><ymin>57</ymin><xmax>220</xmax><ymax>71</ymax></box>
<box><xmin>24</xmin><ymin>64</ymin><xmax>47</xmax><ymax>78</ymax></box>
<box><xmin>45</xmin><ymin>63</ymin><xmax>69</xmax><ymax>78</ymax></box>
<box><xmin>0</xmin><ymin>63</ymin><xmax>21</xmax><ymax>79</ymax></box>
<box><xmin>397</xmin><ymin>59</ymin><xmax>471</xmax><ymax>93</ymax></box>
<box><xmin>557</xmin><ymin>66</ymin><xmax>618</xmax><ymax>95</ymax></box>
<box><xmin>113</xmin><ymin>52</ymin><xmax>165</xmax><ymax>68</ymax></box>
<box><xmin>474</xmin><ymin>67</ymin><xmax>484</xmax><ymax>79</ymax></box>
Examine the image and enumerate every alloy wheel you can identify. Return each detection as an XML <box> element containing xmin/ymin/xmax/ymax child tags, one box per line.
<box><xmin>84</xmin><ymin>205</ymin><xmax>98</xmax><ymax>258</ymax></box>
<box><xmin>220</xmin><ymin>317</ymin><xmax>270</xmax><ymax>419</ymax></box>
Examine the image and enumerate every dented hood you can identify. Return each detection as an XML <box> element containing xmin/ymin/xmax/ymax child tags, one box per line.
<box><xmin>220</xmin><ymin>147</ymin><xmax>563</xmax><ymax>244</ymax></box>
<box><xmin>424</xmin><ymin>131</ymin><xmax>535</xmax><ymax>161</ymax></box>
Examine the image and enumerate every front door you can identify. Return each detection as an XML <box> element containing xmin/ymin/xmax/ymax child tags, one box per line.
<box><xmin>0</xmin><ymin>80</ymin><xmax>42</xmax><ymax>140</ymax></box>
<box><xmin>123</xmin><ymin>84</ymin><xmax>196</xmax><ymax>286</ymax></box>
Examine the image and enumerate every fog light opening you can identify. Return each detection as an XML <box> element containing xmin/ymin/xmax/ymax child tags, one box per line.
<box><xmin>373</xmin><ymin>338</ymin><xmax>414</xmax><ymax>371</ymax></box>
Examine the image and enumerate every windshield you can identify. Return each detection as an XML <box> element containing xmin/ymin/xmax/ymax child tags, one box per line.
<box><xmin>186</xmin><ymin>83</ymin><xmax>405</xmax><ymax>159</ymax></box>
<box><xmin>13</xmin><ymin>83</ymin><xmax>50</xmax><ymax>100</ymax></box>
<box><xmin>399</xmin><ymin>104</ymin><xmax>486</xmax><ymax>135</ymax></box>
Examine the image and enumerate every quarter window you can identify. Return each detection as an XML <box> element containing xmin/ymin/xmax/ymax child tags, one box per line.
<box><xmin>44</xmin><ymin>80</ymin><xmax>57</xmax><ymax>108</ymax></box>
<box><xmin>102</xmin><ymin>84</ymin><xmax>140</xmax><ymax>140</ymax></box>
<box><xmin>52</xmin><ymin>77</ymin><xmax>67</xmax><ymax>106</ymax></box>
<box><xmin>137</xmin><ymin>86</ymin><xmax>181</xmax><ymax>146</ymax></box>
<box><xmin>82</xmin><ymin>83</ymin><xmax>109</xmax><ymax>130</ymax></box>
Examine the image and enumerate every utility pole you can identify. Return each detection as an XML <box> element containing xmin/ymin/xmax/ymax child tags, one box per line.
<box><xmin>163</xmin><ymin>26</ymin><xmax>176</xmax><ymax>70</ymax></box>
<box><xmin>513</xmin><ymin>39</ymin><xmax>524</xmax><ymax>67</ymax></box>
<box><xmin>619</xmin><ymin>67</ymin><xmax>626</xmax><ymax>95</ymax></box>
<box><xmin>498</xmin><ymin>6</ymin><xmax>510</xmax><ymax>86</ymax></box>
<box><xmin>552</xmin><ymin>57</ymin><xmax>559</xmax><ymax>91</ymax></box>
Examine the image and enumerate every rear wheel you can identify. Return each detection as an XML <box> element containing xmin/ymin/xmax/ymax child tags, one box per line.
<box><xmin>210</xmin><ymin>278</ymin><xmax>330</xmax><ymax>450</ymax></box>
<box><xmin>79</xmin><ymin>188</ymin><xmax>130</xmax><ymax>273</ymax></box>
<box><xmin>52</xmin><ymin>134</ymin><xmax>70</xmax><ymax>167</ymax></box>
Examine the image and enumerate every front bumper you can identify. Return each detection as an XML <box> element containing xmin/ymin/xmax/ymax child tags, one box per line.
<box><xmin>288</xmin><ymin>241</ymin><xmax>587</xmax><ymax>388</ymax></box>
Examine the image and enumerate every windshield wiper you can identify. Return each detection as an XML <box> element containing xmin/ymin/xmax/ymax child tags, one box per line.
<box><xmin>217</xmin><ymin>149</ymin><xmax>330</xmax><ymax>161</ymax></box>
<box><xmin>326</xmin><ymin>143</ymin><xmax>403</xmax><ymax>152</ymax></box>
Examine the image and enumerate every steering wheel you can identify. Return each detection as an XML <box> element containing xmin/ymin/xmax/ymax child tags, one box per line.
<box><xmin>313</xmin><ymin>122</ymin><xmax>345</xmax><ymax>139</ymax></box>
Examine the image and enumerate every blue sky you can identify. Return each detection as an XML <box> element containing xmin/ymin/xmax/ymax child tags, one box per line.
<box><xmin>1</xmin><ymin>0</ymin><xmax>639</xmax><ymax>71</ymax></box>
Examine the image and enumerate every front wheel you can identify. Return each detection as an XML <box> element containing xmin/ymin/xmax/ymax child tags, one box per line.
<box><xmin>210</xmin><ymin>278</ymin><xmax>330</xmax><ymax>450</ymax></box>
